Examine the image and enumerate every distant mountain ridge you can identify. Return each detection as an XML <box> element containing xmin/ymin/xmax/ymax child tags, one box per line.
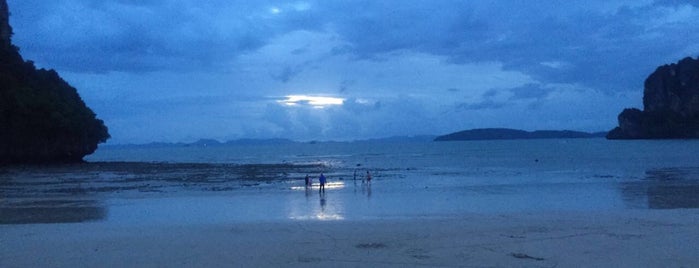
<box><xmin>434</xmin><ymin>128</ymin><xmax>606</xmax><ymax>141</ymax></box>
<box><xmin>105</xmin><ymin>138</ymin><xmax>296</xmax><ymax>148</ymax></box>
<box><xmin>103</xmin><ymin>136</ymin><xmax>438</xmax><ymax>148</ymax></box>
<box><xmin>361</xmin><ymin>135</ymin><xmax>437</xmax><ymax>143</ymax></box>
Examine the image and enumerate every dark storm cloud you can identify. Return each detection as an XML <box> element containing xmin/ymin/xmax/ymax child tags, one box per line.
<box><xmin>271</xmin><ymin>66</ymin><xmax>302</xmax><ymax>83</ymax></box>
<box><xmin>482</xmin><ymin>89</ymin><xmax>499</xmax><ymax>98</ymax></box>
<box><xmin>9</xmin><ymin>0</ymin><xmax>699</xmax><ymax>91</ymax></box>
<box><xmin>508</xmin><ymin>83</ymin><xmax>554</xmax><ymax>100</ymax></box>
<box><xmin>458</xmin><ymin>100</ymin><xmax>506</xmax><ymax>111</ymax></box>
<box><xmin>317</xmin><ymin>0</ymin><xmax>484</xmax><ymax>58</ymax></box>
<box><xmin>315</xmin><ymin>0</ymin><xmax>699</xmax><ymax>93</ymax></box>
<box><xmin>8</xmin><ymin>0</ymin><xmax>322</xmax><ymax>73</ymax></box>
<box><xmin>654</xmin><ymin>0</ymin><xmax>699</xmax><ymax>7</ymax></box>
<box><xmin>457</xmin><ymin>83</ymin><xmax>555</xmax><ymax>111</ymax></box>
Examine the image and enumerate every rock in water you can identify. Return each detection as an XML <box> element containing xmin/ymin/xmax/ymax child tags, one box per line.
<box><xmin>608</xmin><ymin>57</ymin><xmax>699</xmax><ymax>139</ymax></box>
<box><xmin>0</xmin><ymin>0</ymin><xmax>110</xmax><ymax>163</ymax></box>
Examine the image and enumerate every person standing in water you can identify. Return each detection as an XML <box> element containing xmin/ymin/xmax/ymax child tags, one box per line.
<box><xmin>319</xmin><ymin>173</ymin><xmax>327</xmax><ymax>193</ymax></box>
<box><xmin>366</xmin><ymin>170</ymin><xmax>372</xmax><ymax>184</ymax></box>
<box><xmin>304</xmin><ymin>174</ymin><xmax>310</xmax><ymax>187</ymax></box>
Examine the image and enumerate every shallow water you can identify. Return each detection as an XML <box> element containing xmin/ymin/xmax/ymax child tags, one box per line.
<box><xmin>2</xmin><ymin>139</ymin><xmax>699</xmax><ymax>224</ymax></box>
<box><xmin>101</xmin><ymin>169</ymin><xmax>697</xmax><ymax>225</ymax></box>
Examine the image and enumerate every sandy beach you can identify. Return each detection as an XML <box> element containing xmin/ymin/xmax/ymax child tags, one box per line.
<box><xmin>2</xmin><ymin>209</ymin><xmax>698</xmax><ymax>267</ymax></box>
<box><xmin>3</xmin><ymin>140</ymin><xmax>699</xmax><ymax>267</ymax></box>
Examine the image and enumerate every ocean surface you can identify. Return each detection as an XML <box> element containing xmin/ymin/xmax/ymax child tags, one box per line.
<box><xmin>3</xmin><ymin>138</ymin><xmax>699</xmax><ymax>224</ymax></box>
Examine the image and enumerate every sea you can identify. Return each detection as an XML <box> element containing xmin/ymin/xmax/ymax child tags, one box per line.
<box><xmin>3</xmin><ymin>138</ymin><xmax>699</xmax><ymax>224</ymax></box>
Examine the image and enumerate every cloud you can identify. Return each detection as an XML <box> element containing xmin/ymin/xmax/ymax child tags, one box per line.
<box><xmin>7</xmin><ymin>1</ymin><xmax>697</xmax><ymax>142</ymax></box>
<box><xmin>458</xmin><ymin>100</ymin><xmax>507</xmax><ymax>111</ymax></box>
<box><xmin>314</xmin><ymin>0</ymin><xmax>699</xmax><ymax>93</ymax></box>
<box><xmin>8</xmin><ymin>0</ymin><xmax>322</xmax><ymax>73</ymax></box>
<box><xmin>11</xmin><ymin>0</ymin><xmax>698</xmax><ymax>91</ymax></box>
<box><xmin>271</xmin><ymin>66</ymin><xmax>303</xmax><ymax>83</ymax></box>
<box><xmin>508</xmin><ymin>83</ymin><xmax>555</xmax><ymax>100</ymax></box>
<box><xmin>457</xmin><ymin>82</ymin><xmax>573</xmax><ymax>111</ymax></box>
<box><xmin>654</xmin><ymin>0</ymin><xmax>699</xmax><ymax>7</ymax></box>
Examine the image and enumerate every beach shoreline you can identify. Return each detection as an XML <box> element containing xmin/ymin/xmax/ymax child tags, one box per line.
<box><xmin>3</xmin><ymin>140</ymin><xmax>699</xmax><ymax>266</ymax></box>
<box><xmin>2</xmin><ymin>209</ymin><xmax>698</xmax><ymax>267</ymax></box>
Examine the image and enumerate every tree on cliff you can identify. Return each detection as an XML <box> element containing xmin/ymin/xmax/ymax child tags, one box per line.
<box><xmin>1</xmin><ymin>0</ymin><xmax>109</xmax><ymax>163</ymax></box>
<box><xmin>608</xmin><ymin>56</ymin><xmax>699</xmax><ymax>139</ymax></box>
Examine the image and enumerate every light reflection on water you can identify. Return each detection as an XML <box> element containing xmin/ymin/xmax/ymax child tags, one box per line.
<box><xmin>288</xmin><ymin>181</ymin><xmax>346</xmax><ymax>220</ymax></box>
<box><xmin>102</xmin><ymin>182</ymin><xmax>378</xmax><ymax>225</ymax></box>
<box><xmin>289</xmin><ymin>181</ymin><xmax>346</xmax><ymax>191</ymax></box>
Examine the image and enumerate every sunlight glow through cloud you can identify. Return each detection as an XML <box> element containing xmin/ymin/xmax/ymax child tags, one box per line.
<box><xmin>278</xmin><ymin>95</ymin><xmax>345</xmax><ymax>109</ymax></box>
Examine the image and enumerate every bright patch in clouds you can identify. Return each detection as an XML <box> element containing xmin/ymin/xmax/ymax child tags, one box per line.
<box><xmin>278</xmin><ymin>95</ymin><xmax>345</xmax><ymax>109</ymax></box>
<box><xmin>540</xmin><ymin>61</ymin><xmax>570</xmax><ymax>69</ymax></box>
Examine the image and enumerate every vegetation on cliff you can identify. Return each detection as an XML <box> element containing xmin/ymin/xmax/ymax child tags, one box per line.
<box><xmin>1</xmin><ymin>0</ymin><xmax>109</xmax><ymax>163</ymax></box>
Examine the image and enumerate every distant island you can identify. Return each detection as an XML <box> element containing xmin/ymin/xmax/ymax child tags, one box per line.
<box><xmin>104</xmin><ymin>135</ymin><xmax>438</xmax><ymax>148</ymax></box>
<box><xmin>434</xmin><ymin>128</ymin><xmax>606</xmax><ymax>141</ymax></box>
<box><xmin>0</xmin><ymin>1</ymin><xmax>109</xmax><ymax>164</ymax></box>
<box><xmin>608</xmin><ymin>56</ymin><xmax>699</xmax><ymax>139</ymax></box>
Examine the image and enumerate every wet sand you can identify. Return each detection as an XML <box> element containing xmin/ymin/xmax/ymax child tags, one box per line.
<box><xmin>2</xmin><ymin>209</ymin><xmax>698</xmax><ymax>267</ymax></box>
<box><xmin>3</xmin><ymin>162</ymin><xmax>699</xmax><ymax>225</ymax></box>
<box><xmin>2</xmin><ymin>161</ymin><xmax>699</xmax><ymax>267</ymax></box>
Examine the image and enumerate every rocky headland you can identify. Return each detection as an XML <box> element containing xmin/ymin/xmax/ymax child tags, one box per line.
<box><xmin>0</xmin><ymin>0</ymin><xmax>109</xmax><ymax>164</ymax></box>
<box><xmin>608</xmin><ymin>57</ymin><xmax>699</xmax><ymax>139</ymax></box>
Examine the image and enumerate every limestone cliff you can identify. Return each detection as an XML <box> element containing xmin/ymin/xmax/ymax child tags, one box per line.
<box><xmin>608</xmin><ymin>57</ymin><xmax>699</xmax><ymax>139</ymax></box>
<box><xmin>1</xmin><ymin>0</ymin><xmax>110</xmax><ymax>163</ymax></box>
<box><xmin>0</xmin><ymin>0</ymin><xmax>10</xmax><ymax>47</ymax></box>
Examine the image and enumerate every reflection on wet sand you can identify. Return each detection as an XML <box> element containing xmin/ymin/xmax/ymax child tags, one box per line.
<box><xmin>362</xmin><ymin>183</ymin><xmax>372</xmax><ymax>198</ymax></box>
<box><xmin>314</xmin><ymin>192</ymin><xmax>344</xmax><ymax>221</ymax></box>
<box><xmin>0</xmin><ymin>200</ymin><xmax>106</xmax><ymax>224</ymax></box>
<box><xmin>290</xmin><ymin>181</ymin><xmax>345</xmax><ymax>191</ymax></box>
<box><xmin>4</xmin><ymin>163</ymin><xmax>699</xmax><ymax>225</ymax></box>
<box><xmin>288</xmin><ymin>181</ymin><xmax>346</xmax><ymax>221</ymax></box>
<box><xmin>621</xmin><ymin>167</ymin><xmax>699</xmax><ymax>209</ymax></box>
<box><xmin>647</xmin><ymin>185</ymin><xmax>699</xmax><ymax>209</ymax></box>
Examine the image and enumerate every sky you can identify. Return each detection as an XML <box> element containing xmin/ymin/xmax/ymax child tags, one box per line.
<box><xmin>7</xmin><ymin>0</ymin><xmax>699</xmax><ymax>144</ymax></box>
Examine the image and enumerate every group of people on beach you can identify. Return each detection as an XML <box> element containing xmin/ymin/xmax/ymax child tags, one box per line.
<box><xmin>304</xmin><ymin>170</ymin><xmax>372</xmax><ymax>193</ymax></box>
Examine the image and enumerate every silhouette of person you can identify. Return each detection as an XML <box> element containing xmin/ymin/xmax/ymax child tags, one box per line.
<box><xmin>304</xmin><ymin>174</ymin><xmax>310</xmax><ymax>187</ymax></box>
<box><xmin>319</xmin><ymin>173</ymin><xmax>327</xmax><ymax>193</ymax></box>
<box><xmin>366</xmin><ymin>170</ymin><xmax>372</xmax><ymax>184</ymax></box>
